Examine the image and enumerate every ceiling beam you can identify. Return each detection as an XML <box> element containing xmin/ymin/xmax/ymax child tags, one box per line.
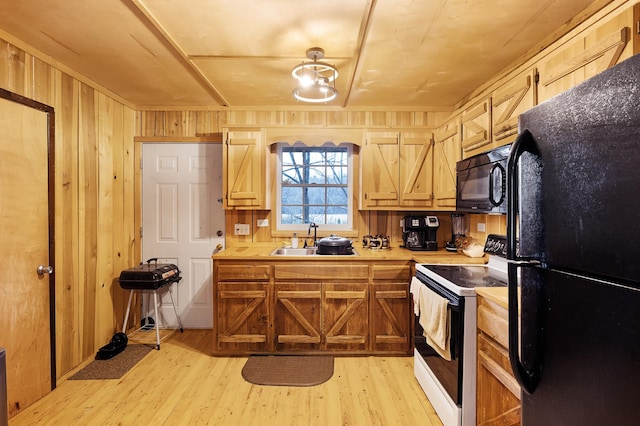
<box><xmin>342</xmin><ymin>0</ymin><xmax>377</xmax><ymax>108</ymax></box>
<box><xmin>127</xmin><ymin>0</ymin><xmax>231</xmax><ymax>106</ymax></box>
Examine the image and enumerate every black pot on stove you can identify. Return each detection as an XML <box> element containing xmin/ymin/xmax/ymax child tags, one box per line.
<box><xmin>316</xmin><ymin>234</ymin><xmax>354</xmax><ymax>255</ymax></box>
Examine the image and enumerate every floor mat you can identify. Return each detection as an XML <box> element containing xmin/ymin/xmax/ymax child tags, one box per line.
<box><xmin>69</xmin><ymin>345</ymin><xmax>153</xmax><ymax>380</ymax></box>
<box><xmin>241</xmin><ymin>355</ymin><xmax>334</xmax><ymax>386</ymax></box>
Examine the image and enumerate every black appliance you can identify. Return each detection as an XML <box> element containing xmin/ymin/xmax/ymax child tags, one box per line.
<box><xmin>507</xmin><ymin>54</ymin><xmax>640</xmax><ymax>425</ymax></box>
<box><xmin>456</xmin><ymin>144</ymin><xmax>510</xmax><ymax>214</ymax></box>
<box><xmin>402</xmin><ymin>216</ymin><xmax>439</xmax><ymax>251</ymax></box>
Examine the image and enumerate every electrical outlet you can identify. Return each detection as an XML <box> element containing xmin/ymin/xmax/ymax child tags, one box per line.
<box><xmin>234</xmin><ymin>223</ymin><xmax>250</xmax><ymax>235</ymax></box>
<box><xmin>477</xmin><ymin>222</ymin><xmax>486</xmax><ymax>232</ymax></box>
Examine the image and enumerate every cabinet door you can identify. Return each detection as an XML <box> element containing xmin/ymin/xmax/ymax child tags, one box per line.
<box><xmin>433</xmin><ymin>118</ymin><xmax>461</xmax><ymax>210</ymax></box>
<box><xmin>216</xmin><ymin>282</ymin><xmax>270</xmax><ymax>353</ymax></box>
<box><xmin>223</xmin><ymin>129</ymin><xmax>267</xmax><ymax>209</ymax></box>
<box><xmin>461</xmin><ymin>97</ymin><xmax>492</xmax><ymax>158</ymax></box>
<box><xmin>477</xmin><ymin>295</ymin><xmax>521</xmax><ymax>425</ymax></box>
<box><xmin>400</xmin><ymin>131</ymin><xmax>434</xmax><ymax>208</ymax></box>
<box><xmin>274</xmin><ymin>282</ymin><xmax>322</xmax><ymax>352</ymax></box>
<box><xmin>492</xmin><ymin>70</ymin><xmax>536</xmax><ymax>146</ymax></box>
<box><xmin>537</xmin><ymin>10</ymin><xmax>633</xmax><ymax>102</ymax></box>
<box><xmin>371</xmin><ymin>282</ymin><xmax>411</xmax><ymax>354</ymax></box>
<box><xmin>360</xmin><ymin>131</ymin><xmax>399</xmax><ymax>208</ymax></box>
<box><xmin>323</xmin><ymin>282</ymin><xmax>369</xmax><ymax>351</ymax></box>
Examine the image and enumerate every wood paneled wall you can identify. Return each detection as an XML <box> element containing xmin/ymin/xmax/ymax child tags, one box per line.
<box><xmin>0</xmin><ymin>39</ymin><xmax>136</xmax><ymax>378</ymax></box>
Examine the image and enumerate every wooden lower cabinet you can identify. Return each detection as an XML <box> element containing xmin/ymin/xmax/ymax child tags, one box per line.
<box><xmin>216</xmin><ymin>282</ymin><xmax>271</xmax><ymax>353</ymax></box>
<box><xmin>476</xmin><ymin>293</ymin><xmax>521</xmax><ymax>426</ymax></box>
<box><xmin>274</xmin><ymin>282</ymin><xmax>322</xmax><ymax>351</ymax></box>
<box><xmin>323</xmin><ymin>282</ymin><xmax>369</xmax><ymax>351</ymax></box>
<box><xmin>213</xmin><ymin>259</ymin><xmax>411</xmax><ymax>355</ymax></box>
<box><xmin>370</xmin><ymin>263</ymin><xmax>412</xmax><ymax>354</ymax></box>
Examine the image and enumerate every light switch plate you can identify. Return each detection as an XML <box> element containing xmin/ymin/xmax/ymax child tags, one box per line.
<box><xmin>477</xmin><ymin>222</ymin><xmax>486</xmax><ymax>232</ymax></box>
<box><xmin>257</xmin><ymin>219</ymin><xmax>269</xmax><ymax>227</ymax></box>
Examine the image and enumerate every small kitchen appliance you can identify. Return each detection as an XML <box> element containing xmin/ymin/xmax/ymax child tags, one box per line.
<box><xmin>446</xmin><ymin>213</ymin><xmax>469</xmax><ymax>252</ymax></box>
<box><xmin>402</xmin><ymin>216</ymin><xmax>439</xmax><ymax>251</ymax></box>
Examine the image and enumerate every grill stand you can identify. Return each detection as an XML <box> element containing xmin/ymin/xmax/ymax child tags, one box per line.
<box><xmin>121</xmin><ymin>282</ymin><xmax>184</xmax><ymax>350</ymax></box>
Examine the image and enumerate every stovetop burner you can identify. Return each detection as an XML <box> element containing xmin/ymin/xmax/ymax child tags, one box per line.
<box><xmin>414</xmin><ymin>234</ymin><xmax>510</xmax><ymax>296</ymax></box>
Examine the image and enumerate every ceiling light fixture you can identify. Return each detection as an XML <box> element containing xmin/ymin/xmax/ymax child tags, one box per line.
<box><xmin>291</xmin><ymin>47</ymin><xmax>338</xmax><ymax>103</ymax></box>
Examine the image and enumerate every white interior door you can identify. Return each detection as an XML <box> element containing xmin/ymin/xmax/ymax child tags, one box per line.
<box><xmin>142</xmin><ymin>143</ymin><xmax>224</xmax><ymax>328</ymax></box>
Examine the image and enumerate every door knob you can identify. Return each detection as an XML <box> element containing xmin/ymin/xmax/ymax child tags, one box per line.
<box><xmin>37</xmin><ymin>265</ymin><xmax>53</xmax><ymax>276</ymax></box>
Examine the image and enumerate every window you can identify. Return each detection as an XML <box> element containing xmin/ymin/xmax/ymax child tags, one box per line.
<box><xmin>276</xmin><ymin>143</ymin><xmax>353</xmax><ymax>231</ymax></box>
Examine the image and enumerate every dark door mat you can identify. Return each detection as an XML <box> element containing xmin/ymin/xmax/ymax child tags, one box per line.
<box><xmin>69</xmin><ymin>344</ymin><xmax>153</xmax><ymax>380</ymax></box>
<box><xmin>241</xmin><ymin>355</ymin><xmax>334</xmax><ymax>387</ymax></box>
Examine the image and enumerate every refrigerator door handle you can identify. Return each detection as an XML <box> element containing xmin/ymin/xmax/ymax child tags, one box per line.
<box><xmin>507</xmin><ymin>128</ymin><xmax>535</xmax><ymax>261</ymax></box>
<box><xmin>508</xmin><ymin>262</ymin><xmax>541</xmax><ymax>394</ymax></box>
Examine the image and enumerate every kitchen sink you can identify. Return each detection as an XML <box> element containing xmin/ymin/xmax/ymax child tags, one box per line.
<box><xmin>269</xmin><ymin>247</ymin><xmax>359</xmax><ymax>256</ymax></box>
<box><xmin>270</xmin><ymin>247</ymin><xmax>319</xmax><ymax>256</ymax></box>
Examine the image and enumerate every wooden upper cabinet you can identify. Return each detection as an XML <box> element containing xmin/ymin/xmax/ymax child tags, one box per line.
<box><xmin>461</xmin><ymin>97</ymin><xmax>492</xmax><ymax>158</ymax></box>
<box><xmin>433</xmin><ymin>117</ymin><xmax>461</xmax><ymax>210</ymax></box>
<box><xmin>492</xmin><ymin>69</ymin><xmax>537</xmax><ymax>146</ymax></box>
<box><xmin>223</xmin><ymin>128</ymin><xmax>269</xmax><ymax>209</ymax></box>
<box><xmin>360</xmin><ymin>130</ymin><xmax>434</xmax><ymax>210</ymax></box>
<box><xmin>360</xmin><ymin>131</ymin><xmax>400</xmax><ymax>209</ymax></box>
<box><xmin>399</xmin><ymin>131</ymin><xmax>434</xmax><ymax>208</ymax></box>
<box><xmin>537</xmin><ymin>7</ymin><xmax>635</xmax><ymax>102</ymax></box>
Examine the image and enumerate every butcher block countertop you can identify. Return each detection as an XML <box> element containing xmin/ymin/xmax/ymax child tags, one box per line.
<box><xmin>213</xmin><ymin>243</ymin><xmax>488</xmax><ymax>265</ymax></box>
<box><xmin>476</xmin><ymin>287</ymin><xmax>509</xmax><ymax>309</ymax></box>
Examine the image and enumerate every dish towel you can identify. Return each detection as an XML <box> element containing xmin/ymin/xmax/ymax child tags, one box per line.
<box><xmin>409</xmin><ymin>277</ymin><xmax>423</xmax><ymax>316</ymax></box>
<box><xmin>418</xmin><ymin>285</ymin><xmax>452</xmax><ymax>361</ymax></box>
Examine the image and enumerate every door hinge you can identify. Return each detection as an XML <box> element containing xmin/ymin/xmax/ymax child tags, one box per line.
<box><xmin>140</xmin><ymin>226</ymin><xmax>143</xmax><ymax>238</ymax></box>
<box><xmin>140</xmin><ymin>158</ymin><xmax>143</xmax><ymax>169</ymax></box>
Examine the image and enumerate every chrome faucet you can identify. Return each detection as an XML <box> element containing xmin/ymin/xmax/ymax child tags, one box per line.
<box><xmin>306</xmin><ymin>222</ymin><xmax>318</xmax><ymax>247</ymax></box>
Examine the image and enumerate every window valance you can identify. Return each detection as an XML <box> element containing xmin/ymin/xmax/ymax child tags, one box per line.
<box><xmin>266</xmin><ymin>128</ymin><xmax>363</xmax><ymax>147</ymax></box>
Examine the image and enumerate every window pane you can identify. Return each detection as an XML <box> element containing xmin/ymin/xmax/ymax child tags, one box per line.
<box><xmin>282</xmin><ymin>150</ymin><xmax>303</xmax><ymax>166</ymax></box>
<box><xmin>327</xmin><ymin>187</ymin><xmax>347</xmax><ymax>205</ymax></box>
<box><xmin>281</xmin><ymin>205</ymin><xmax>303</xmax><ymax>224</ymax></box>
<box><xmin>326</xmin><ymin>206</ymin><xmax>348</xmax><ymax>224</ymax></box>
<box><xmin>309</xmin><ymin>206</ymin><xmax>326</xmax><ymax>224</ymax></box>
<box><xmin>281</xmin><ymin>186</ymin><xmax>302</xmax><ymax>204</ymax></box>
<box><xmin>307</xmin><ymin>187</ymin><xmax>325</xmax><ymax>205</ymax></box>
<box><xmin>308</xmin><ymin>167</ymin><xmax>326</xmax><ymax>184</ymax></box>
<box><xmin>327</xmin><ymin>166</ymin><xmax>347</xmax><ymax>184</ymax></box>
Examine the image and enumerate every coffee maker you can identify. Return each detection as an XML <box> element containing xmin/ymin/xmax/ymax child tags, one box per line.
<box><xmin>402</xmin><ymin>216</ymin><xmax>439</xmax><ymax>251</ymax></box>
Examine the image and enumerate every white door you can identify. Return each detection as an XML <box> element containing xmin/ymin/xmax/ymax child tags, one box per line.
<box><xmin>142</xmin><ymin>143</ymin><xmax>224</xmax><ymax>328</ymax></box>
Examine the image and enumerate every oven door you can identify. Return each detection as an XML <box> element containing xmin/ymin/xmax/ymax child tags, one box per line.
<box><xmin>414</xmin><ymin>271</ymin><xmax>465</xmax><ymax>405</ymax></box>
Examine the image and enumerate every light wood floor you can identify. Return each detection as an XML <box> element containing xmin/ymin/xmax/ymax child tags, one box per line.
<box><xmin>9</xmin><ymin>330</ymin><xmax>443</xmax><ymax>425</ymax></box>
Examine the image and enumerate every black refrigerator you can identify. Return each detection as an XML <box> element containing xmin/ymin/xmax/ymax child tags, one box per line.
<box><xmin>507</xmin><ymin>53</ymin><xmax>640</xmax><ymax>425</ymax></box>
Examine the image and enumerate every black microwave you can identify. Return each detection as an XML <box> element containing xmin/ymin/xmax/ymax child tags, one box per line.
<box><xmin>456</xmin><ymin>144</ymin><xmax>511</xmax><ymax>214</ymax></box>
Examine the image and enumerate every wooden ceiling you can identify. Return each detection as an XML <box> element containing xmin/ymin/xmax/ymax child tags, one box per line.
<box><xmin>0</xmin><ymin>0</ymin><xmax>604</xmax><ymax>109</ymax></box>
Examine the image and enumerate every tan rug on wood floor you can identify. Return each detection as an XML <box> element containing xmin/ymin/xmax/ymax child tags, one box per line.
<box><xmin>241</xmin><ymin>355</ymin><xmax>334</xmax><ymax>386</ymax></box>
<box><xmin>69</xmin><ymin>345</ymin><xmax>153</xmax><ymax>380</ymax></box>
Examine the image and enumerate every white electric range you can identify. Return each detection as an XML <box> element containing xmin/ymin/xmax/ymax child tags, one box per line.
<box><xmin>412</xmin><ymin>234</ymin><xmax>508</xmax><ymax>426</ymax></box>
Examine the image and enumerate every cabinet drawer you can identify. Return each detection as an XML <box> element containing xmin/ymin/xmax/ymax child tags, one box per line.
<box><xmin>217</xmin><ymin>264</ymin><xmax>271</xmax><ymax>281</ymax></box>
<box><xmin>274</xmin><ymin>264</ymin><xmax>369</xmax><ymax>280</ymax></box>
<box><xmin>371</xmin><ymin>264</ymin><xmax>411</xmax><ymax>281</ymax></box>
<box><xmin>478</xmin><ymin>333</ymin><xmax>521</xmax><ymax>399</ymax></box>
<box><xmin>477</xmin><ymin>297</ymin><xmax>509</xmax><ymax>348</ymax></box>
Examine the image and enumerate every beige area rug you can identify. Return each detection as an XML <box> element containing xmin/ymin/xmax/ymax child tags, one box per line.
<box><xmin>241</xmin><ymin>355</ymin><xmax>334</xmax><ymax>387</ymax></box>
<box><xmin>69</xmin><ymin>345</ymin><xmax>153</xmax><ymax>380</ymax></box>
